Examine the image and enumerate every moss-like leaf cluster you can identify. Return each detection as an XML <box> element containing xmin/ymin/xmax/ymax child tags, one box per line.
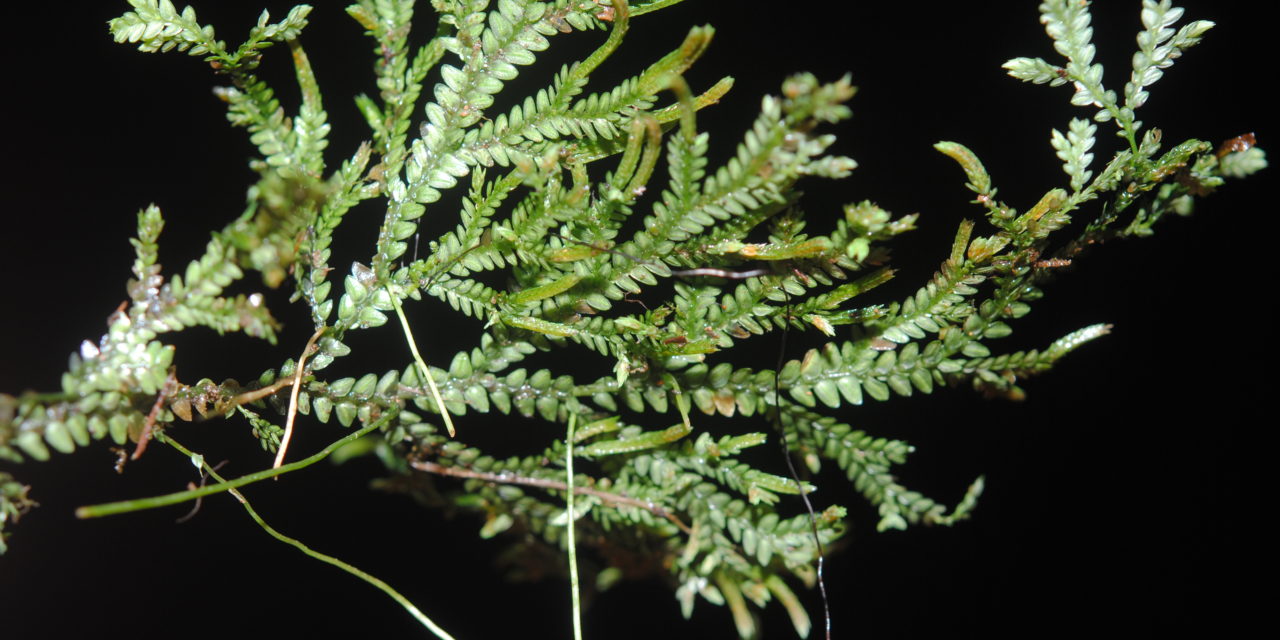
<box><xmin>0</xmin><ymin>1</ymin><xmax>1264</xmax><ymax>637</ymax></box>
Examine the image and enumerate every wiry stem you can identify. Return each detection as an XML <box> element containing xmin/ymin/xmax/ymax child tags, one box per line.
<box><xmin>160</xmin><ymin>434</ymin><xmax>455</xmax><ymax>640</ymax></box>
<box><xmin>391</xmin><ymin>288</ymin><xmax>456</xmax><ymax>437</ymax></box>
<box><xmin>566</xmin><ymin>412</ymin><xmax>583</xmax><ymax>640</ymax></box>
<box><xmin>77</xmin><ymin>416</ymin><xmax>387</xmax><ymax>519</ymax></box>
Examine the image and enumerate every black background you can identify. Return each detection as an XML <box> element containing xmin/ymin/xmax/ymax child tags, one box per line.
<box><xmin>0</xmin><ymin>1</ymin><xmax>1269</xmax><ymax>638</ymax></box>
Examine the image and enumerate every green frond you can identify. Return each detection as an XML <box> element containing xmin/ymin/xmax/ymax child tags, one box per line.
<box><xmin>1218</xmin><ymin>146</ymin><xmax>1267</xmax><ymax>179</ymax></box>
<box><xmin>129</xmin><ymin>205</ymin><xmax>164</xmax><ymax>286</ymax></box>
<box><xmin>369</xmin><ymin>0</ymin><xmax>623</xmax><ymax>275</ymax></box>
<box><xmin>5</xmin><ymin>2</ymin><xmax>1261</xmax><ymax>637</ymax></box>
<box><xmin>934</xmin><ymin>142</ymin><xmax>1010</xmax><ymax>220</ymax></box>
<box><xmin>348</xmin><ymin>0</ymin><xmax>442</xmax><ymax>162</ymax></box>
<box><xmin>1008</xmin><ymin>0</ymin><xmax>1213</xmax><ymax>151</ymax></box>
<box><xmin>1051</xmin><ymin>117</ymin><xmax>1097</xmax><ymax>194</ymax></box>
<box><xmin>114</xmin><ymin>4</ymin><xmax>318</xmax><ymax>171</ymax></box>
<box><xmin>779</xmin><ymin>404</ymin><xmax>979</xmax><ymax>532</ymax></box>
<box><xmin>109</xmin><ymin>0</ymin><xmax>223</xmax><ymax>56</ymax></box>
<box><xmin>781</xmin><ymin>341</ymin><xmax>946</xmax><ymax>409</ymax></box>
<box><xmin>640</xmin><ymin>434</ymin><xmax>816</xmax><ymax>507</ymax></box>
<box><xmin>453</xmin><ymin>22</ymin><xmax>717</xmax><ymax>182</ymax></box>
<box><xmin>1036</xmin><ymin>0</ymin><xmax>1115</xmax><ymax>114</ymax></box>
<box><xmin>424</xmin><ymin>275</ymin><xmax>501</xmax><ymax>320</ymax></box>
<box><xmin>0</xmin><ymin>326</ymin><xmax>176</xmax><ymax>461</ymax></box>
<box><xmin>862</xmin><ymin>247</ymin><xmax>984</xmax><ymax>347</ymax></box>
<box><xmin>625</xmin><ymin>73</ymin><xmax>857</xmax><ymax>269</ymax></box>
<box><xmin>303</xmin><ymin>143</ymin><xmax>377</xmax><ymax>326</ymax></box>
<box><xmin>238</xmin><ymin>405</ymin><xmax>284</xmax><ymax>453</ymax></box>
<box><xmin>1124</xmin><ymin>1</ymin><xmax>1214</xmax><ymax>113</ymax></box>
<box><xmin>950</xmin><ymin>323</ymin><xmax>1112</xmax><ymax>399</ymax></box>
<box><xmin>408</xmin><ymin>170</ymin><xmax>521</xmax><ymax>284</ymax></box>
<box><xmin>287</xmin><ymin>39</ymin><xmax>329</xmax><ymax>177</ymax></box>
<box><xmin>234</xmin><ymin>6</ymin><xmax>313</xmax><ymax>60</ymax></box>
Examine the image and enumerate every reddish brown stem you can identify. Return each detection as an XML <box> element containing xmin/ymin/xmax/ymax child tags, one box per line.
<box><xmin>410</xmin><ymin>459</ymin><xmax>692</xmax><ymax>535</ymax></box>
<box><xmin>274</xmin><ymin>327</ymin><xmax>326</xmax><ymax>469</ymax></box>
<box><xmin>131</xmin><ymin>371</ymin><xmax>177</xmax><ymax>460</ymax></box>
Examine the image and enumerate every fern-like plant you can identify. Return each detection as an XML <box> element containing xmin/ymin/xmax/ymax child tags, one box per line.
<box><xmin>0</xmin><ymin>1</ymin><xmax>1265</xmax><ymax>637</ymax></box>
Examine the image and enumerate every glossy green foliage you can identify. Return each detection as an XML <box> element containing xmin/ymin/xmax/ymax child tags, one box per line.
<box><xmin>0</xmin><ymin>1</ymin><xmax>1265</xmax><ymax>637</ymax></box>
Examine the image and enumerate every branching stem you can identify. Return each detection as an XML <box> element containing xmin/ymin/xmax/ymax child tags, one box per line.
<box><xmin>77</xmin><ymin>416</ymin><xmax>387</xmax><ymax>519</ymax></box>
<box><xmin>160</xmin><ymin>435</ymin><xmax>455</xmax><ymax>640</ymax></box>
